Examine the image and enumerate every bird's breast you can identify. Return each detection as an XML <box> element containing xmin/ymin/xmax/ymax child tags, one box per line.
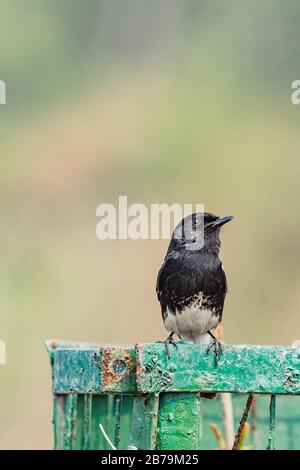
<box><xmin>164</xmin><ymin>303</ymin><xmax>220</xmax><ymax>344</ymax></box>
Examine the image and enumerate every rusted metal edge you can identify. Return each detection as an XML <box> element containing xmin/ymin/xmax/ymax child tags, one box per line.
<box><xmin>46</xmin><ymin>341</ymin><xmax>300</xmax><ymax>395</ymax></box>
<box><xmin>48</xmin><ymin>343</ymin><xmax>137</xmax><ymax>394</ymax></box>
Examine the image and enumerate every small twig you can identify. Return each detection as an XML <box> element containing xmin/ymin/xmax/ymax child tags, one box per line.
<box><xmin>232</xmin><ymin>394</ymin><xmax>254</xmax><ymax>450</ymax></box>
<box><xmin>99</xmin><ymin>423</ymin><xmax>116</xmax><ymax>450</ymax></box>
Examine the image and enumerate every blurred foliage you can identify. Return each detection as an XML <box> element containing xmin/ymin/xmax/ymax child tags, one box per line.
<box><xmin>0</xmin><ymin>0</ymin><xmax>300</xmax><ymax>449</ymax></box>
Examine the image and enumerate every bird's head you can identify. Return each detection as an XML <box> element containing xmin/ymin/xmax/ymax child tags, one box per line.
<box><xmin>169</xmin><ymin>212</ymin><xmax>233</xmax><ymax>254</ymax></box>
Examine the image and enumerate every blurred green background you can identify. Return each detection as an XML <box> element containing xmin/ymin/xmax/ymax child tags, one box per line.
<box><xmin>1</xmin><ymin>0</ymin><xmax>300</xmax><ymax>449</ymax></box>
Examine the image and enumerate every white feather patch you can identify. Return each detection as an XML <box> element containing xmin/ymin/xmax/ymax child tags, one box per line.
<box><xmin>164</xmin><ymin>305</ymin><xmax>219</xmax><ymax>344</ymax></box>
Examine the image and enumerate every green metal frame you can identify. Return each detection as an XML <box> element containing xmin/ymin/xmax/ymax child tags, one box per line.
<box><xmin>46</xmin><ymin>340</ymin><xmax>300</xmax><ymax>450</ymax></box>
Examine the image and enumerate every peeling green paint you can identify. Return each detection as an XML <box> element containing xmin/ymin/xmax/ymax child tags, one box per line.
<box><xmin>46</xmin><ymin>340</ymin><xmax>300</xmax><ymax>450</ymax></box>
<box><xmin>130</xmin><ymin>394</ymin><xmax>159</xmax><ymax>449</ymax></box>
<box><xmin>267</xmin><ymin>394</ymin><xmax>276</xmax><ymax>450</ymax></box>
<box><xmin>82</xmin><ymin>394</ymin><xmax>92</xmax><ymax>450</ymax></box>
<box><xmin>51</xmin><ymin>347</ymin><xmax>137</xmax><ymax>394</ymax></box>
<box><xmin>157</xmin><ymin>393</ymin><xmax>201</xmax><ymax>450</ymax></box>
<box><xmin>136</xmin><ymin>343</ymin><xmax>300</xmax><ymax>395</ymax></box>
<box><xmin>64</xmin><ymin>394</ymin><xmax>76</xmax><ymax>450</ymax></box>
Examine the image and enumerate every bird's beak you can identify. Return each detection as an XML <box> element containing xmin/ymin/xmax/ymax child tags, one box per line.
<box><xmin>212</xmin><ymin>215</ymin><xmax>234</xmax><ymax>227</ymax></box>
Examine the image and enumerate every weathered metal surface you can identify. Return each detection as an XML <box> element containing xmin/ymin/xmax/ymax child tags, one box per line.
<box><xmin>90</xmin><ymin>395</ymin><xmax>112</xmax><ymax>449</ymax></box>
<box><xmin>157</xmin><ymin>393</ymin><xmax>201</xmax><ymax>450</ymax></box>
<box><xmin>64</xmin><ymin>394</ymin><xmax>77</xmax><ymax>450</ymax></box>
<box><xmin>83</xmin><ymin>394</ymin><xmax>92</xmax><ymax>450</ymax></box>
<box><xmin>54</xmin><ymin>395</ymin><xmax>65</xmax><ymax>449</ymax></box>
<box><xmin>52</xmin><ymin>393</ymin><xmax>300</xmax><ymax>450</ymax></box>
<box><xmin>267</xmin><ymin>394</ymin><xmax>276</xmax><ymax>450</ymax></box>
<box><xmin>130</xmin><ymin>394</ymin><xmax>159</xmax><ymax>449</ymax></box>
<box><xmin>47</xmin><ymin>340</ymin><xmax>300</xmax><ymax>450</ymax></box>
<box><xmin>47</xmin><ymin>341</ymin><xmax>300</xmax><ymax>395</ymax></box>
<box><xmin>136</xmin><ymin>343</ymin><xmax>300</xmax><ymax>395</ymax></box>
<box><xmin>113</xmin><ymin>396</ymin><xmax>122</xmax><ymax>449</ymax></box>
<box><xmin>101</xmin><ymin>348</ymin><xmax>136</xmax><ymax>393</ymax></box>
<box><xmin>53</xmin><ymin>394</ymin><xmax>135</xmax><ymax>450</ymax></box>
<box><xmin>53</xmin><ymin>349</ymin><xmax>103</xmax><ymax>393</ymax></box>
<box><xmin>47</xmin><ymin>343</ymin><xmax>136</xmax><ymax>394</ymax></box>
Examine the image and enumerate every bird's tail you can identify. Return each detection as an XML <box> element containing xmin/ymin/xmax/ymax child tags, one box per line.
<box><xmin>191</xmin><ymin>333</ymin><xmax>210</xmax><ymax>344</ymax></box>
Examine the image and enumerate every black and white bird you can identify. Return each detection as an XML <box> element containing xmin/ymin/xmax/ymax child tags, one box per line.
<box><xmin>156</xmin><ymin>212</ymin><xmax>233</xmax><ymax>362</ymax></box>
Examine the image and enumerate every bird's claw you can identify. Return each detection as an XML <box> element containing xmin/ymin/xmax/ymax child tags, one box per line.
<box><xmin>157</xmin><ymin>334</ymin><xmax>178</xmax><ymax>359</ymax></box>
<box><xmin>206</xmin><ymin>339</ymin><xmax>223</xmax><ymax>366</ymax></box>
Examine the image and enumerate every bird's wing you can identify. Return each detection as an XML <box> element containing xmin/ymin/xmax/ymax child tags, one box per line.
<box><xmin>156</xmin><ymin>254</ymin><xmax>185</xmax><ymax>302</ymax></box>
<box><xmin>221</xmin><ymin>264</ymin><xmax>228</xmax><ymax>294</ymax></box>
<box><xmin>156</xmin><ymin>253</ymin><xmax>227</xmax><ymax>316</ymax></box>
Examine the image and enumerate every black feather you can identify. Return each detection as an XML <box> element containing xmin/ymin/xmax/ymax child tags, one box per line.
<box><xmin>156</xmin><ymin>212</ymin><xmax>232</xmax><ymax>341</ymax></box>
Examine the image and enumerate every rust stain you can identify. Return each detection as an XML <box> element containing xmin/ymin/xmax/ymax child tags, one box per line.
<box><xmin>102</xmin><ymin>348</ymin><xmax>118</xmax><ymax>386</ymax></box>
<box><xmin>102</xmin><ymin>348</ymin><xmax>132</xmax><ymax>388</ymax></box>
<box><xmin>135</xmin><ymin>343</ymin><xmax>145</xmax><ymax>382</ymax></box>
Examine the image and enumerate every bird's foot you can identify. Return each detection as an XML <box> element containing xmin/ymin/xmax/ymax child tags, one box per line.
<box><xmin>157</xmin><ymin>333</ymin><xmax>178</xmax><ymax>359</ymax></box>
<box><xmin>206</xmin><ymin>338</ymin><xmax>223</xmax><ymax>366</ymax></box>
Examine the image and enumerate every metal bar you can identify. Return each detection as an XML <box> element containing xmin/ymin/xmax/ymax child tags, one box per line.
<box><xmin>136</xmin><ymin>343</ymin><xmax>300</xmax><ymax>395</ymax></box>
<box><xmin>49</xmin><ymin>343</ymin><xmax>300</xmax><ymax>395</ymax></box>
<box><xmin>47</xmin><ymin>341</ymin><xmax>300</xmax><ymax>450</ymax></box>
<box><xmin>156</xmin><ymin>392</ymin><xmax>201</xmax><ymax>450</ymax></box>
<box><xmin>130</xmin><ymin>394</ymin><xmax>159</xmax><ymax>450</ymax></box>
<box><xmin>83</xmin><ymin>394</ymin><xmax>92</xmax><ymax>450</ymax></box>
<box><xmin>52</xmin><ymin>347</ymin><xmax>137</xmax><ymax>394</ymax></box>
<box><xmin>92</xmin><ymin>395</ymin><xmax>109</xmax><ymax>450</ymax></box>
<box><xmin>267</xmin><ymin>394</ymin><xmax>276</xmax><ymax>450</ymax></box>
<box><xmin>64</xmin><ymin>394</ymin><xmax>76</xmax><ymax>450</ymax></box>
<box><xmin>72</xmin><ymin>394</ymin><xmax>78</xmax><ymax>448</ymax></box>
<box><xmin>105</xmin><ymin>396</ymin><xmax>115</xmax><ymax>450</ymax></box>
<box><xmin>114</xmin><ymin>396</ymin><xmax>122</xmax><ymax>450</ymax></box>
<box><xmin>54</xmin><ymin>395</ymin><xmax>65</xmax><ymax>449</ymax></box>
<box><xmin>53</xmin><ymin>396</ymin><xmax>57</xmax><ymax>450</ymax></box>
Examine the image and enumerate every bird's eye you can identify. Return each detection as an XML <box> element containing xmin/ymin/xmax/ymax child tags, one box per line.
<box><xmin>191</xmin><ymin>217</ymin><xmax>202</xmax><ymax>231</ymax></box>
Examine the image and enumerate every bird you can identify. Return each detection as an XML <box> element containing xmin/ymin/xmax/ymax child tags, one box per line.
<box><xmin>156</xmin><ymin>212</ymin><xmax>233</xmax><ymax>364</ymax></box>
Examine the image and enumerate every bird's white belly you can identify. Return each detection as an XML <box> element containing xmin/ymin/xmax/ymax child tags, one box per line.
<box><xmin>164</xmin><ymin>305</ymin><xmax>219</xmax><ymax>344</ymax></box>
